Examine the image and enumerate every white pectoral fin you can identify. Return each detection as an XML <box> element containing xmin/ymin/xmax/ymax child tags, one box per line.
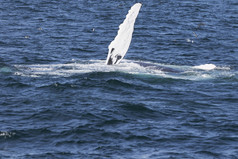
<box><xmin>105</xmin><ymin>3</ymin><xmax>142</xmax><ymax>65</ymax></box>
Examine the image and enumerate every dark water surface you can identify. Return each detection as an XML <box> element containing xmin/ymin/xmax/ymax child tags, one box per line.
<box><xmin>1</xmin><ymin>0</ymin><xmax>238</xmax><ymax>158</ymax></box>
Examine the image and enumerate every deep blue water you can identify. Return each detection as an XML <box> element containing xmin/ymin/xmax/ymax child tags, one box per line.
<box><xmin>1</xmin><ymin>0</ymin><xmax>238</xmax><ymax>158</ymax></box>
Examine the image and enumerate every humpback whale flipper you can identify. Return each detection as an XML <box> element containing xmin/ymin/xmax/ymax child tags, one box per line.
<box><xmin>106</xmin><ymin>3</ymin><xmax>142</xmax><ymax>65</ymax></box>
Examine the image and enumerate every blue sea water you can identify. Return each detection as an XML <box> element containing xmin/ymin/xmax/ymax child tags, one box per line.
<box><xmin>0</xmin><ymin>0</ymin><xmax>238</xmax><ymax>158</ymax></box>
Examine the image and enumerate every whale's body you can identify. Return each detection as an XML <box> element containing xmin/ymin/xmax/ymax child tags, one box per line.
<box><xmin>135</xmin><ymin>62</ymin><xmax>182</xmax><ymax>73</ymax></box>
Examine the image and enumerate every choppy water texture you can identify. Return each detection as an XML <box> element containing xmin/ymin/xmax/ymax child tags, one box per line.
<box><xmin>1</xmin><ymin>0</ymin><xmax>238</xmax><ymax>158</ymax></box>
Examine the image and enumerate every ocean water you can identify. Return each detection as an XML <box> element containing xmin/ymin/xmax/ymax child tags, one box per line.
<box><xmin>1</xmin><ymin>0</ymin><xmax>238</xmax><ymax>158</ymax></box>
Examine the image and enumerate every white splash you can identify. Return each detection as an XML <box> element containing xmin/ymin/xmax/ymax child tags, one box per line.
<box><xmin>0</xmin><ymin>131</ymin><xmax>15</xmax><ymax>138</ymax></box>
<box><xmin>15</xmin><ymin>60</ymin><xmax>154</xmax><ymax>77</ymax></box>
<box><xmin>193</xmin><ymin>64</ymin><xmax>216</xmax><ymax>71</ymax></box>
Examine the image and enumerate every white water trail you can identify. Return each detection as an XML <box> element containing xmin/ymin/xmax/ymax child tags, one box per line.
<box><xmin>14</xmin><ymin>60</ymin><xmax>235</xmax><ymax>81</ymax></box>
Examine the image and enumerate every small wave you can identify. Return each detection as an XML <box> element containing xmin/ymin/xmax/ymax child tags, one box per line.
<box><xmin>120</xmin><ymin>102</ymin><xmax>154</xmax><ymax>113</ymax></box>
<box><xmin>106</xmin><ymin>79</ymin><xmax>134</xmax><ymax>88</ymax></box>
<box><xmin>0</xmin><ymin>63</ymin><xmax>16</xmax><ymax>74</ymax></box>
<box><xmin>0</xmin><ymin>131</ymin><xmax>16</xmax><ymax>138</ymax></box>
<box><xmin>0</xmin><ymin>66</ymin><xmax>13</xmax><ymax>73</ymax></box>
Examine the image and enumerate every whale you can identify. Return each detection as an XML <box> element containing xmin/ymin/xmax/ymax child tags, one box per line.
<box><xmin>105</xmin><ymin>3</ymin><xmax>183</xmax><ymax>73</ymax></box>
<box><xmin>13</xmin><ymin>3</ymin><xmax>220</xmax><ymax>78</ymax></box>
